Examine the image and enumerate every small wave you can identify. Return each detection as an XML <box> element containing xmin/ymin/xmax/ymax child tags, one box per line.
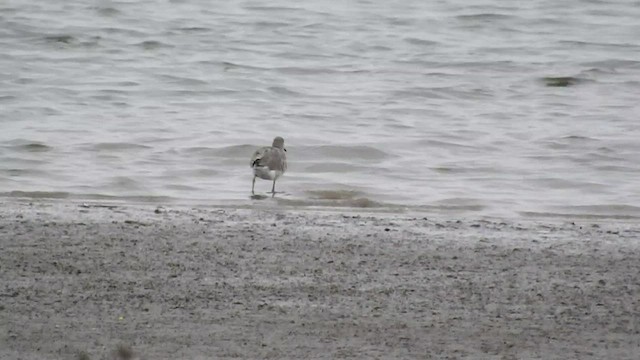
<box><xmin>218</xmin><ymin>61</ymin><xmax>265</xmax><ymax>71</ymax></box>
<box><xmin>422</xmin><ymin>198</ymin><xmax>486</xmax><ymax>212</ymax></box>
<box><xmin>2</xmin><ymin>168</ymin><xmax>49</xmax><ymax>177</ymax></box>
<box><xmin>430</xmin><ymin>166</ymin><xmax>493</xmax><ymax>174</ymax></box>
<box><xmin>96</xmin><ymin>7</ymin><xmax>121</xmax><ymax>16</ymax></box>
<box><xmin>94</xmin><ymin>88</ymin><xmax>128</xmax><ymax>95</ymax></box>
<box><xmin>391</xmin><ymin>87</ymin><xmax>446</xmax><ymax>100</ymax></box>
<box><xmin>539</xmin><ymin>136</ymin><xmax>598</xmax><ymax>150</ymax></box>
<box><xmin>175</xmin><ymin>27</ymin><xmax>211</xmax><ymax>33</ymax></box>
<box><xmin>360</xmin><ymin>45</ymin><xmax>392</xmax><ymax>52</ymax></box>
<box><xmin>1</xmin><ymin>157</ymin><xmax>47</xmax><ymax>166</ymax></box>
<box><xmin>43</xmin><ymin>34</ymin><xmax>75</xmax><ymax>44</ymax></box>
<box><xmin>5</xmin><ymin>142</ymin><xmax>53</xmax><ymax>152</ymax></box>
<box><xmin>306</xmin><ymin>189</ymin><xmax>366</xmax><ymax>200</ymax></box>
<box><xmin>277</xmin><ymin>197</ymin><xmax>382</xmax><ymax>208</ymax></box>
<box><xmin>1</xmin><ymin>191</ymin><xmax>70</xmax><ymax>199</ymax></box>
<box><xmin>303</xmin><ymin>163</ymin><xmax>369</xmax><ymax>173</ymax></box>
<box><xmin>416</xmin><ymin>139</ymin><xmax>489</xmax><ymax>152</ymax></box>
<box><xmin>164</xmin><ymin>184</ymin><xmax>201</xmax><ymax>191</ymax></box>
<box><xmin>157</xmin><ymin>74</ymin><xmax>208</xmax><ymax>86</ymax></box>
<box><xmin>393</xmin><ymin>86</ymin><xmax>493</xmax><ymax>100</ymax></box>
<box><xmin>101</xmin><ymin>27</ymin><xmax>147</xmax><ymax>37</ymax></box>
<box><xmin>243</xmin><ymin>5</ymin><xmax>299</xmax><ymax>12</ymax></box>
<box><xmin>107</xmin><ymin>176</ymin><xmax>145</xmax><ymax>191</ymax></box>
<box><xmin>0</xmin><ymin>191</ymin><xmax>177</xmax><ymax>203</ymax></box>
<box><xmin>89</xmin><ymin>143</ymin><xmax>152</xmax><ymax>151</ymax></box>
<box><xmin>136</xmin><ymin>40</ymin><xmax>172</xmax><ymax>50</ymax></box>
<box><xmin>541</xmin><ymin>76</ymin><xmax>584</xmax><ymax>87</ymax></box>
<box><xmin>296</xmin><ymin>145</ymin><xmax>391</xmax><ymax>161</ymax></box>
<box><xmin>423</xmin><ymin>139</ymin><xmax>474</xmax><ymax>149</ymax></box>
<box><xmin>161</xmin><ymin>168</ymin><xmax>219</xmax><ymax>177</ymax></box>
<box><xmin>116</xmin><ymin>81</ymin><xmax>140</xmax><ymax>87</ymax></box>
<box><xmin>182</xmin><ymin>144</ymin><xmax>255</xmax><ymax>158</ymax></box>
<box><xmin>404</xmin><ymin>38</ymin><xmax>439</xmax><ymax>46</ymax></box>
<box><xmin>456</xmin><ymin>13</ymin><xmax>514</xmax><ymax>21</ymax></box>
<box><xmin>79</xmin><ymin>194</ymin><xmax>175</xmax><ymax>202</ymax></box>
<box><xmin>271</xmin><ymin>66</ymin><xmax>362</xmax><ymax>75</ymax></box>
<box><xmin>267</xmin><ymin>86</ymin><xmax>304</xmax><ymax>96</ymax></box>
<box><xmin>13</xmin><ymin>77</ymin><xmax>35</xmax><ymax>85</ymax></box>
<box><xmin>581</xmin><ymin>59</ymin><xmax>640</xmax><ymax>69</ymax></box>
<box><xmin>528</xmin><ymin>178</ymin><xmax>607</xmax><ymax>190</ymax></box>
<box><xmin>562</xmin><ymin>135</ymin><xmax>596</xmax><ymax>141</ymax></box>
<box><xmin>595</xmin><ymin>164</ymin><xmax>637</xmax><ymax>172</ymax></box>
<box><xmin>559</xmin><ymin>40</ymin><xmax>636</xmax><ymax>50</ymax></box>
<box><xmin>415</xmin><ymin>204</ymin><xmax>486</xmax><ymax>212</ymax></box>
<box><xmin>253</xmin><ymin>20</ymin><xmax>292</xmax><ymax>29</ymax></box>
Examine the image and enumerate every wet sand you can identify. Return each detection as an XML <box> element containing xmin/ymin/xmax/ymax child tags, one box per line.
<box><xmin>1</xmin><ymin>201</ymin><xmax>639</xmax><ymax>359</ymax></box>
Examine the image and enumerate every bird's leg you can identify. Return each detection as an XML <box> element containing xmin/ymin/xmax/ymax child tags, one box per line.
<box><xmin>271</xmin><ymin>179</ymin><xmax>276</xmax><ymax>196</ymax></box>
<box><xmin>252</xmin><ymin>176</ymin><xmax>256</xmax><ymax>194</ymax></box>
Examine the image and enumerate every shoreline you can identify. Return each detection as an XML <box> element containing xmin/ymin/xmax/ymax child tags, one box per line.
<box><xmin>1</xmin><ymin>200</ymin><xmax>639</xmax><ymax>359</ymax></box>
<box><xmin>2</xmin><ymin>192</ymin><xmax>640</xmax><ymax>222</ymax></box>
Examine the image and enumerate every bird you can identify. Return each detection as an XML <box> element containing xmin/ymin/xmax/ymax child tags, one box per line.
<box><xmin>250</xmin><ymin>136</ymin><xmax>287</xmax><ymax>195</ymax></box>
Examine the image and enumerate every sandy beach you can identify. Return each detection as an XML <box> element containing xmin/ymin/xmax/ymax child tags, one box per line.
<box><xmin>1</xmin><ymin>200</ymin><xmax>639</xmax><ymax>359</ymax></box>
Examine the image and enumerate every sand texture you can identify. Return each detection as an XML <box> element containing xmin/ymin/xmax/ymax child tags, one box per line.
<box><xmin>1</xmin><ymin>201</ymin><xmax>639</xmax><ymax>359</ymax></box>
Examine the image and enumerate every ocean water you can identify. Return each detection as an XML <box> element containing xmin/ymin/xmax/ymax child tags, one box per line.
<box><xmin>1</xmin><ymin>0</ymin><xmax>640</xmax><ymax>219</ymax></box>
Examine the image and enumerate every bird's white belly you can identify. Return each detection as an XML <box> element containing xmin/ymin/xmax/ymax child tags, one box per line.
<box><xmin>253</xmin><ymin>167</ymin><xmax>282</xmax><ymax>180</ymax></box>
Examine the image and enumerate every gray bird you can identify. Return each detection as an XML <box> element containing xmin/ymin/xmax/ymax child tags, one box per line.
<box><xmin>250</xmin><ymin>136</ymin><xmax>287</xmax><ymax>195</ymax></box>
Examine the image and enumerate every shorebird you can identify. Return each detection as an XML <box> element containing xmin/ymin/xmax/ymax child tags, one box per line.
<box><xmin>250</xmin><ymin>136</ymin><xmax>287</xmax><ymax>195</ymax></box>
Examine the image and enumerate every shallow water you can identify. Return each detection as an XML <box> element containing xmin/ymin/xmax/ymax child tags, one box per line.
<box><xmin>1</xmin><ymin>0</ymin><xmax>640</xmax><ymax>219</ymax></box>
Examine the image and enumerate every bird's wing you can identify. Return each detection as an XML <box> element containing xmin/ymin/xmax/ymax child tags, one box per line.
<box><xmin>250</xmin><ymin>147</ymin><xmax>267</xmax><ymax>167</ymax></box>
<box><xmin>251</xmin><ymin>147</ymin><xmax>286</xmax><ymax>171</ymax></box>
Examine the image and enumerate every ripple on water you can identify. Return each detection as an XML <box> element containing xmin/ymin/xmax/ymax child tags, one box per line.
<box><xmin>182</xmin><ymin>145</ymin><xmax>256</xmax><ymax>158</ymax></box>
<box><xmin>1</xmin><ymin>191</ymin><xmax>70</xmax><ymax>199</ymax></box>
<box><xmin>95</xmin><ymin>7</ymin><xmax>121</xmax><ymax>17</ymax></box>
<box><xmin>106</xmin><ymin>176</ymin><xmax>145</xmax><ymax>191</ymax></box>
<box><xmin>43</xmin><ymin>34</ymin><xmax>75</xmax><ymax>44</ymax></box>
<box><xmin>541</xmin><ymin>76</ymin><xmax>585</xmax><ymax>87</ymax></box>
<box><xmin>430</xmin><ymin>165</ymin><xmax>495</xmax><ymax>175</ymax></box>
<box><xmin>267</xmin><ymin>86</ymin><xmax>304</xmax><ymax>97</ymax></box>
<box><xmin>0</xmin><ymin>95</ymin><xmax>18</xmax><ymax>101</ymax></box>
<box><xmin>157</xmin><ymin>74</ymin><xmax>209</xmax><ymax>86</ymax></box>
<box><xmin>134</xmin><ymin>40</ymin><xmax>173</xmax><ymax>50</ymax></box>
<box><xmin>164</xmin><ymin>184</ymin><xmax>201</xmax><ymax>192</ymax></box>
<box><xmin>540</xmin><ymin>135</ymin><xmax>599</xmax><ymax>150</ymax></box>
<box><xmin>5</xmin><ymin>142</ymin><xmax>53</xmax><ymax>153</ymax></box>
<box><xmin>295</xmin><ymin>145</ymin><xmax>392</xmax><ymax>161</ymax></box>
<box><xmin>306</xmin><ymin>189</ymin><xmax>367</xmax><ymax>200</ymax></box>
<box><xmin>160</xmin><ymin>168</ymin><xmax>220</xmax><ymax>178</ymax></box>
<box><xmin>455</xmin><ymin>13</ymin><xmax>516</xmax><ymax>21</ymax></box>
<box><xmin>392</xmin><ymin>86</ymin><xmax>494</xmax><ymax>100</ymax></box>
<box><xmin>174</xmin><ymin>27</ymin><xmax>211</xmax><ymax>33</ymax></box>
<box><xmin>2</xmin><ymin>168</ymin><xmax>50</xmax><ymax>177</ymax></box>
<box><xmin>277</xmin><ymin>197</ymin><xmax>382</xmax><ymax>209</ymax></box>
<box><xmin>528</xmin><ymin>177</ymin><xmax>609</xmax><ymax>191</ymax></box>
<box><xmin>435</xmin><ymin>197</ymin><xmax>486</xmax><ymax>208</ymax></box>
<box><xmin>88</xmin><ymin>143</ymin><xmax>152</xmax><ymax>152</ymax></box>
<box><xmin>403</xmin><ymin>38</ymin><xmax>440</xmax><ymax>47</ymax></box>
<box><xmin>581</xmin><ymin>59</ymin><xmax>640</xmax><ymax>69</ymax></box>
<box><xmin>302</xmin><ymin>162</ymin><xmax>372</xmax><ymax>174</ymax></box>
<box><xmin>101</xmin><ymin>27</ymin><xmax>147</xmax><ymax>37</ymax></box>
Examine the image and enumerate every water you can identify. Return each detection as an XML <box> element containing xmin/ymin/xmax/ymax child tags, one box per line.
<box><xmin>1</xmin><ymin>0</ymin><xmax>640</xmax><ymax>219</ymax></box>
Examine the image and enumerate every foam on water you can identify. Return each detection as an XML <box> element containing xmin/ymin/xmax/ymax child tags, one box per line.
<box><xmin>1</xmin><ymin>0</ymin><xmax>640</xmax><ymax>219</ymax></box>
